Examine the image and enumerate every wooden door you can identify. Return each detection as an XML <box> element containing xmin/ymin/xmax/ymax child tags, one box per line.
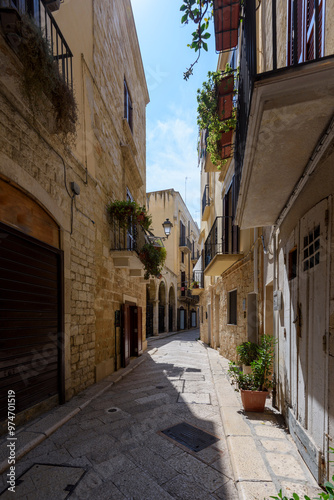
<box><xmin>298</xmin><ymin>198</ymin><xmax>329</xmax><ymax>455</ymax></box>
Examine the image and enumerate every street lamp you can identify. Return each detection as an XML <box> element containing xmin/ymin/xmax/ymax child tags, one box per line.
<box><xmin>162</xmin><ymin>218</ymin><xmax>173</xmax><ymax>238</ymax></box>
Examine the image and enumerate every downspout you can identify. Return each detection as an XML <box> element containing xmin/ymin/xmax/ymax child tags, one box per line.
<box><xmin>272</xmin><ymin>226</ymin><xmax>278</xmax><ymax>408</ymax></box>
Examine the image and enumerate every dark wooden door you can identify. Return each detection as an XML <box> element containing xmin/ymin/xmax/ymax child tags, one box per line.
<box><xmin>0</xmin><ymin>222</ymin><xmax>63</xmax><ymax>420</ymax></box>
<box><xmin>122</xmin><ymin>304</ymin><xmax>131</xmax><ymax>367</ymax></box>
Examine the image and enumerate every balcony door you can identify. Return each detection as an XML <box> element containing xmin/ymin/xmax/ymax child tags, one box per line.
<box><xmin>288</xmin><ymin>0</ymin><xmax>325</xmax><ymax>65</ymax></box>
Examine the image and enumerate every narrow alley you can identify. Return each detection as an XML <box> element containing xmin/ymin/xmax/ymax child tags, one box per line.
<box><xmin>0</xmin><ymin>330</ymin><xmax>321</xmax><ymax>500</ymax></box>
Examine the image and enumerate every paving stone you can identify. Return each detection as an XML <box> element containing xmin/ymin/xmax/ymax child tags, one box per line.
<box><xmin>177</xmin><ymin>393</ymin><xmax>211</xmax><ymax>404</ymax></box>
<box><xmin>220</xmin><ymin>406</ymin><xmax>252</xmax><ymax>436</ymax></box>
<box><xmin>167</xmin><ymin>451</ymin><xmax>227</xmax><ymax>492</ymax></box>
<box><xmin>237</xmin><ymin>480</ymin><xmax>278</xmax><ymax>500</ymax></box>
<box><xmin>126</xmin><ymin>446</ymin><xmax>178</xmax><ymax>485</ymax></box>
<box><xmin>266</xmin><ymin>452</ymin><xmax>310</xmax><ymax>480</ymax></box>
<box><xmin>162</xmin><ymin>473</ymin><xmax>217</xmax><ymax>499</ymax></box>
<box><xmin>260</xmin><ymin>439</ymin><xmax>294</xmax><ymax>453</ymax></box>
<box><xmin>112</xmin><ymin>467</ymin><xmax>174</xmax><ymax>500</ymax></box>
<box><xmin>254</xmin><ymin>425</ymin><xmax>288</xmax><ymax>439</ymax></box>
<box><xmin>228</xmin><ymin>436</ymin><xmax>272</xmax><ymax>481</ymax></box>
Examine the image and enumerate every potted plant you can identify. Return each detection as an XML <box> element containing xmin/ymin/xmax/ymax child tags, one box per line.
<box><xmin>189</xmin><ymin>280</ymin><xmax>199</xmax><ymax>289</ymax></box>
<box><xmin>139</xmin><ymin>243</ymin><xmax>166</xmax><ymax>280</ymax></box>
<box><xmin>228</xmin><ymin>335</ymin><xmax>276</xmax><ymax>412</ymax></box>
<box><xmin>236</xmin><ymin>341</ymin><xmax>259</xmax><ymax>374</ymax></box>
<box><xmin>197</xmin><ymin>66</ymin><xmax>237</xmax><ymax>170</ymax></box>
<box><xmin>107</xmin><ymin>200</ymin><xmax>152</xmax><ymax>231</ymax></box>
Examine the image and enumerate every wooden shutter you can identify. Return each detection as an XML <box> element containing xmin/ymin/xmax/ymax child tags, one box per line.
<box><xmin>0</xmin><ymin>223</ymin><xmax>63</xmax><ymax>420</ymax></box>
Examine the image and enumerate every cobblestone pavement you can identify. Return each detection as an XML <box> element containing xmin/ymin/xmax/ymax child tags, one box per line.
<box><xmin>0</xmin><ymin>329</ymin><xmax>239</xmax><ymax>499</ymax></box>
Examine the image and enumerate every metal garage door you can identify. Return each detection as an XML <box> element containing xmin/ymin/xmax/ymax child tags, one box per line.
<box><xmin>0</xmin><ymin>222</ymin><xmax>63</xmax><ymax>420</ymax></box>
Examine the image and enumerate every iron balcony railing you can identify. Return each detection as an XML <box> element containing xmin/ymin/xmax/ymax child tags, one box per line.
<box><xmin>110</xmin><ymin>218</ymin><xmax>147</xmax><ymax>254</ymax></box>
<box><xmin>234</xmin><ymin>0</ymin><xmax>327</xmax><ymax>215</ymax></box>
<box><xmin>179</xmin><ymin>236</ymin><xmax>192</xmax><ymax>252</ymax></box>
<box><xmin>193</xmin><ymin>270</ymin><xmax>204</xmax><ymax>289</ymax></box>
<box><xmin>1</xmin><ymin>0</ymin><xmax>73</xmax><ymax>89</ymax></box>
<box><xmin>204</xmin><ymin>216</ymin><xmax>240</xmax><ymax>269</ymax></box>
<box><xmin>201</xmin><ymin>184</ymin><xmax>210</xmax><ymax>216</ymax></box>
<box><xmin>191</xmin><ymin>249</ymin><xmax>200</xmax><ymax>261</ymax></box>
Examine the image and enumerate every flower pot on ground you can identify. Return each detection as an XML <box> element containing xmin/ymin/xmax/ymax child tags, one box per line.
<box><xmin>228</xmin><ymin>335</ymin><xmax>276</xmax><ymax>412</ymax></box>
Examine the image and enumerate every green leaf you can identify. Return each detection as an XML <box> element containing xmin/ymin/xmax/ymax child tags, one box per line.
<box><xmin>180</xmin><ymin>4</ymin><xmax>187</xmax><ymax>11</ymax></box>
<box><xmin>202</xmin><ymin>32</ymin><xmax>211</xmax><ymax>39</ymax></box>
<box><xmin>203</xmin><ymin>42</ymin><xmax>208</xmax><ymax>51</ymax></box>
<box><xmin>181</xmin><ymin>13</ymin><xmax>188</xmax><ymax>23</ymax></box>
<box><xmin>292</xmin><ymin>493</ymin><xmax>300</xmax><ymax>500</ymax></box>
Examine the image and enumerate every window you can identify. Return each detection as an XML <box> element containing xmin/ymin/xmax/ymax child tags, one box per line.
<box><xmin>124</xmin><ymin>79</ymin><xmax>133</xmax><ymax>132</ymax></box>
<box><xmin>303</xmin><ymin>225</ymin><xmax>320</xmax><ymax>271</ymax></box>
<box><xmin>181</xmin><ymin>271</ymin><xmax>186</xmax><ymax>297</ymax></box>
<box><xmin>181</xmin><ymin>251</ymin><xmax>184</xmax><ymax>264</ymax></box>
<box><xmin>288</xmin><ymin>247</ymin><xmax>298</xmax><ymax>280</ymax></box>
<box><xmin>228</xmin><ymin>289</ymin><xmax>237</xmax><ymax>325</ymax></box>
<box><xmin>126</xmin><ymin>188</ymin><xmax>135</xmax><ymax>250</ymax></box>
<box><xmin>287</xmin><ymin>0</ymin><xmax>325</xmax><ymax>65</ymax></box>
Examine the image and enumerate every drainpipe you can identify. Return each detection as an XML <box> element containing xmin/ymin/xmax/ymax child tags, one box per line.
<box><xmin>272</xmin><ymin>226</ymin><xmax>278</xmax><ymax>408</ymax></box>
<box><xmin>254</xmin><ymin>228</ymin><xmax>258</xmax><ymax>294</ymax></box>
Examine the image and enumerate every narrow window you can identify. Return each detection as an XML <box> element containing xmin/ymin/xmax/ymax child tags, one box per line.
<box><xmin>181</xmin><ymin>251</ymin><xmax>184</xmax><ymax>264</ymax></box>
<box><xmin>288</xmin><ymin>247</ymin><xmax>298</xmax><ymax>280</ymax></box>
<box><xmin>124</xmin><ymin>79</ymin><xmax>133</xmax><ymax>132</ymax></box>
<box><xmin>228</xmin><ymin>289</ymin><xmax>237</xmax><ymax>325</ymax></box>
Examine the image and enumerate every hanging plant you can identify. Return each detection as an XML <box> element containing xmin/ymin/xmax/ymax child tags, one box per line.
<box><xmin>139</xmin><ymin>243</ymin><xmax>167</xmax><ymax>280</ymax></box>
<box><xmin>17</xmin><ymin>14</ymin><xmax>77</xmax><ymax>142</ymax></box>
<box><xmin>197</xmin><ymin>65</ymin><xmax>237</xmax><ymax>169</ymax></box>
<box><xmin>107</xmin><ymin>200</ymin><xmax>152</xmax><ymax>231</ymax></box>
<box><xmin>180</xmin><ymin>0</ymin><xmax>213</xmax><ymax>80</ymax></box>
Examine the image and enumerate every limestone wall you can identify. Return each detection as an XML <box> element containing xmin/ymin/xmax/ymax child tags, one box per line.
<box><xmin>0</xmin><ymin>0</ymin><xmax>149</xmax><ymax>410</ymax></box>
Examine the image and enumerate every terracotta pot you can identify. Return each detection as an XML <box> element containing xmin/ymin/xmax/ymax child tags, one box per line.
<box><xmin>240</xmin><ymin>389</ymin><xmax>268</xmax><ymax>412</ymax></box>
<box><xmin>217</xmin><ymin>74</ymin><xmax>234</xmax><ymax>95</ymax></box>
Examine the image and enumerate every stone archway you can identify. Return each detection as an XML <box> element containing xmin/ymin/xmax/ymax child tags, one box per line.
<box><xmin>146</xmin><ymin>280</ymin><xmax>156</xmax><ymax>338</ymax></box>
<box><xmin>158</xmin><ymin>281</ymin><xmax>166</xmax><ymax>333</ymax></box>
<box><xmin>168</xmin><ymin>285</ymin><xmax>176</xmax><ymax>332</ymax></box>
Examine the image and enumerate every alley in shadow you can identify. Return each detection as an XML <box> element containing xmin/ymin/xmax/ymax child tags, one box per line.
<box><xmin>0</xmin><ymin>329</ymin><xmax>238</xmax><ymax>499</ymax></box>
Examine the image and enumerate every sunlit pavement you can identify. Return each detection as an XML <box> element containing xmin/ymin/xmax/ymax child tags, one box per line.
<box><xmin>0</xmin><ymin>329</ymin><xmax>322</xmax><ymax>499</ymax></box>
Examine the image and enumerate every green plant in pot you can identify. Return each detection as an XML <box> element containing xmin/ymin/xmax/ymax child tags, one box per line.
<box><xmin>107</xmin><ymin>200</ymin><xmax>152</xmax><ymax>231</ymax></box>
<box><xmin>228</xmin><ymin>335</ymin><xmax>276</xmax><ymax>412</ymax></box>
<box><xmin>139</xmin><ymin>243</ymin><xmax>166</xmax><ymax>280</ymax></box>
<box><xmin>236</xmin><ymin>341</ymin><xmax>259</xmax><ymax>374</ymax></box>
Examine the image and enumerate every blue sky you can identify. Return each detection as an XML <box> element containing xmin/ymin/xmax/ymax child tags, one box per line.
<box><xmin>131</xmin><ymin>0</ymin><xmax>218</xmax><ymax>225</ymax></box>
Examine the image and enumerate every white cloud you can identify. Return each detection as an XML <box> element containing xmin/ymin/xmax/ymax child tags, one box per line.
<box><xmin>146</xmin><ymin>112</ymin><xmax>201</xmax><ymax>226</ymax></box>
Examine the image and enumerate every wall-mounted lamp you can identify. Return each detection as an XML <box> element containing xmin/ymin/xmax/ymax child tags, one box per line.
<box><xmin>162</xmin><ymin>218</ymin><xmax>173</xmax><ymax>239</ymax></box>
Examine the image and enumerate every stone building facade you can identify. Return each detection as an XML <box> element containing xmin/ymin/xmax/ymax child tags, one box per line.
<box><xmin>0</xmin><ymin>0</ymin><xmax>149</xmax><ymax>426</ymax></box>
<box><xmin>146</xmin><ymin>189</ymin><xmax>200</xmax><ymax>333</ymax></box>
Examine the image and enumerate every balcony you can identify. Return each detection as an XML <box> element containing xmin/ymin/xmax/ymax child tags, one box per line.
<box><xmin>234</xmin><ymin>0</ymin><xmax>334</xmax><ymax>229</ymax></box>
<box><xmin>204</xmin><ymin>216</ymin><xmax>242</xmax><ymax>276</ymax></box>
<box><xmin>201</xmin><ymin>184</ymin><xmax>210</xmax><ymax>221</ymax></box>
<box><xmin>110</xmin><ymin>219</ymin><xmax>147</xmax><ymax>277</ymax></box>
<box><xmin>179</xmin><ymin>236</ymin><xmax>191</xmax><ymax>253</ymax></box>
<box><xmin>191</xmin><ymin>249</ymin><xmax>200</xmax><ymax>263</ymax></box>
<box><xmin>179</xmin><ymin>288</ymin><xmax>199</xmax><ymax>304</ymax></box>
<box><xmin>0</xmin><ymin>0</ymin><xmax>73</xmax><ymax>89</ymax></box>
<box><xmin>190</xmin><ymin>270</ymin><xmax>204</xmax><ymax>296</ymax></box>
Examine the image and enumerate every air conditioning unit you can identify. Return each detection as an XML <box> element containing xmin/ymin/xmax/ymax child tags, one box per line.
<box><xmin>44</xmin><ymin>0</ymin><xmax>61</xmax><ymax>12</ymax></box>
